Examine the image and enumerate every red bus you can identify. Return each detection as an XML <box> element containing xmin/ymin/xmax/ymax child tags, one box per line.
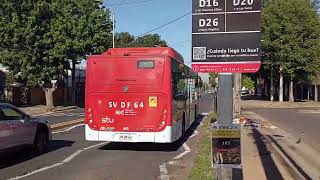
<box><xmin>85</xmin><ymin>47</ymin><xmax>199</xmax><ymax>143</ymax></box>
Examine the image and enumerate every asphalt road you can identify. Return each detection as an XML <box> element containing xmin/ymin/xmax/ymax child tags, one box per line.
<box><xmin>246</xmin><ymin>107</ymin><xmax>320</xmax><ymax>152</ymax></box>
<box><xmin>0</xmin><ymin>93</ymin><xmax>215</xmax><ymax>180</ymax></box>
<box><xmin>33</xmin><ymin>108</ymin><xmax>85</xmax><ymax>125</ymax></box>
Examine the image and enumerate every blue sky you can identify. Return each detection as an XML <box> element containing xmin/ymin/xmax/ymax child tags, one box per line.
<box><xmin>104</xmin><ymin>0</ymin><xmax>193</xmax><ymax>66</ymax></box>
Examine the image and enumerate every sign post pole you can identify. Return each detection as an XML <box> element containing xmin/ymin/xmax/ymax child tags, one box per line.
<box><xmin>192</xmin><ymin>1</ymin><xmax>261</xmax><ymax>179</ymax></box>
<box><xmin>216</xmin><ymin>74</ymin><xmax>234</xmax><ymax>179</ymax></box>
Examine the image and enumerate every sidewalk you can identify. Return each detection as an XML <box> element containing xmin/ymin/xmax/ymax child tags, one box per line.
<box><xmin>19</xmin><ymin>105</ymin><xmax>78</xmax><ymax>115</ymax></box>
<box><xmin>241</xmin><ymin>99</ymin><xmax>320</xmax><ymax>109</ymax></box>
<box><xmin>241</xmin><ymin>111</ymin><xmax>320</xmax><ymax>180</ymax></box>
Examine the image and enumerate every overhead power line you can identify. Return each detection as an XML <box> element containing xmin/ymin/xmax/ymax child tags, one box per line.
<box><xmin>171</xmin><ymin>39</ymin><xmax>191</xmax><ymax>48</ymax></box>
<box><xmin>106</xmin><ymin>0</ymin><xmax>154</xmax><ymax>6</ymax></box>
<box><xmin>112</xmin><ymin>0</ymin><xmax>128</xmax><ymax>12</ymax></box>
<box><xmin>136</xmin><ymin>11</ymin><xmax>192</xmax><ymax>37</ymax></box>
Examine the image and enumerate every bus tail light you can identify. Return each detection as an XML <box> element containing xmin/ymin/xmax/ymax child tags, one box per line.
<box><xmin>86</xmin><ymin>107</ymin><xmax>97</xmax><ymax>129</ymax></box>
<box><xmin>158</xmin><ymin>107</ymin><xmax>168</xmax><ymax>130</ymax></box>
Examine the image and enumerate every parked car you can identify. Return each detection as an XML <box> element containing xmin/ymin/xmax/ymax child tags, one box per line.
<box><xmin>0</xmin><ymin>103</ymin><xmax>51</xmax><ymax>153</ymax></box>
<box><xmin>241</xmin><ymin>89</ymin><xmax>250</xmax><ymax>95</ymax></box>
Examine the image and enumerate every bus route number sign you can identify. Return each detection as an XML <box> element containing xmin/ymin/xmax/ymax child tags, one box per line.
<box><xmin>192</xmin><ymin>0</ymin><xmax>261</xmax><ymax>73</ymax></box>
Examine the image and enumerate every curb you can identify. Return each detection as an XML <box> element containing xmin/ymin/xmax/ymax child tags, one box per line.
<box><xmin>52</xmin><ymin>106</ymin><xmax>78</xmax><ymax>112</ymax></box>
<box><xmin>50</xmin><ymin>118</ymin><xmax>85</xmax><ymax>130</ymax></box>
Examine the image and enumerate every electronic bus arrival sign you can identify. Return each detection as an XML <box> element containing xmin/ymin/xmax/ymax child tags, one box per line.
<box><xmin>192</xmin><ymin>0</ymin><xmax>261</xmax><ymax>73</ymax></box>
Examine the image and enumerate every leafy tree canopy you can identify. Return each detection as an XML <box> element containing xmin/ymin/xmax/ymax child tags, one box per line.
<box><xmin>115</xmin><ymin>32</ymin><xmax>167</xmax><ymax>48</ymax></box>
<box><xmin>262</xmin><ymin>0</ymin><xmax>320</xmax><ymax>81</ymax></box>
<box><xmin>242</xmin><ymin>75</ymin><xmax>255</xmax><ymax>90</ymax></box>
<box><xmin>0</xmin><ymin>0</ymin><xmax>112</xmax><ymax>87</ymax></box>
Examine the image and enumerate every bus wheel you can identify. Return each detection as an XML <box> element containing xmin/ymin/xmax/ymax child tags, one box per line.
<box><xmin>181</xmin><ymin>112</ymin><xmax>186</xmax><ymax>139</ymax></box>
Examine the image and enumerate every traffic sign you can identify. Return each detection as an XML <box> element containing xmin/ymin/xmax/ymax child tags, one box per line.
<box><xmin>192</xmin><ymin>0</ymin><xmax>261</xmax><ymax>73</ymax></box>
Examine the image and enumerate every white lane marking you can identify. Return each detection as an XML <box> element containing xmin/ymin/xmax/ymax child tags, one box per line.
<box><xmin>173</xmin><ymin>151</ymin><xmax>190</xmax><ymax>160</ymax></box>
<box><xmin>173</xmin><ymin>143</ymin><xmax>191</xmax><ymax>160</ymax></box>
<box><xmin>62</xmin><ymin>150</ymin><xmax>83</xmax><ymax>163</ymax></box>
<box><xmin>52</xmin><ymin>124</ymin><xmax>85</xmax><ymax>134</ymax></box>
<box><xmin>269</xmin><ymin>126</ymin><xmax>278</xmax><ymax>129</ymax></box>
<box><xmin>8</xmin><ymin>163</ymin><xmax>64</xmax><ymax>180</ymax></box>
<box><xmin>83</xmin><ymin>142</ymin><xmax>109</xmax><ymax>150</ymax></box>
<box><xmin>7</xmin><ymin>141</ymin><xmax>108</xmax><ymax>180</ymax></box>
<box><xmin>183</xmin><ymin>143</ymin><xmax>191</xmax><ymax>151</ymax></box>
<box><xmin>159</xmin><ymin>163</ymin><xmax>170</xmax><ymax>180</ymax></box>
<box><xmin>190</xmin><ymin>130</ymin><xmax>199</xmax><ymax>138</ymax></box>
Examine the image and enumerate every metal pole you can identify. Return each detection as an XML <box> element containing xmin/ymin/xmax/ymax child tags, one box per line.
<box><xmin>217</xmin><ymin>74</ymin><xmax>233</xmax><ymax>125</ymax></box>
<box><xmin>216</xmin><ymin>74</ymin><xmax>234</xmax><ymax>180</ymax></box>
<box><xmin>112</xmin><ymin>13</ymin><xmax>115</xmax><ymax>48</ymax></box>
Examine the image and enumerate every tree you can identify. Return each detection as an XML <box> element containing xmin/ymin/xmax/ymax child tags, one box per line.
<box><xmin>0</xmin><ymin>0</ymin><xmax>112</xmax><ymax>108</ymax></box>
<box><xmin>115</xmin><ymin>32</ymin><xmax>135</xmax><ymax>48</ymax></box>
<box><xmin>209</xmin><ymin>73</ymin><xmax>218</xmax><ymax>89</ymax></box>
<box><xmin>242</xmin><ymin>76</ymin><xmax>255</xmax><ymax>91</ymax></box>
<box><xmin>115</xmin><ymin>32</ymin><xmax>167</xmax><ymax>47</ymax></box>
<box><xmin>177</xmin><ymin>79</ymin><xmax>186</xmax><ymax>93</ymax></box>
<box><xmin>262</xmin><ymin>0</ymin><xmax>320</xmax><ymax>102</ymax></box>
<box><xmin>50</xmin><ymin>0</ymin><xmax>112</xmax><ymax>105</ymax></box>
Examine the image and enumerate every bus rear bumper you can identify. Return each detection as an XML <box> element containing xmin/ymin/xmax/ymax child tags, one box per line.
<box><xmin>85</xmin><ymin>125</ymin><xmax>173</xmax><ymax>143</ymax></box>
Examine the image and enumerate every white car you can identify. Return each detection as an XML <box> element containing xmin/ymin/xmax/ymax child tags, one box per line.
<box><xmin>0</xmin><ymin>103</ymin><xmax>51</xmax><ymax>153</ymax></box>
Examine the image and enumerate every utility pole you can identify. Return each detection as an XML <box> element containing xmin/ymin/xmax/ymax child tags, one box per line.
<box><xmin>112</xmin><ymin>13</ymin><xmax>115</xmax><ymax>48</ymax></box>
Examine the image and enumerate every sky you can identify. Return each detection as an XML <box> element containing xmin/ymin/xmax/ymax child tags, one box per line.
<box><xmin>104</xmin><ymin>0</ymin><xmax>193</xmax><ymax>66</ymax></box>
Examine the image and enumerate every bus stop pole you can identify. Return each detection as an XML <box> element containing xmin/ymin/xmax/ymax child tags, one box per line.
<box><xmin>217</xmin><ymin>74</ymin><xmax>233</xmax><ymax>125</ymax></box>
<box><xmin>216</xmin><ymin>73</ymin><xmax>234</xmax><ymax>180</ymax></box>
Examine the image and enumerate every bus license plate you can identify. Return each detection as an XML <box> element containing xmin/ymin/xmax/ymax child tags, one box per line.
<box><xmin>118</xmin><ymin>134</ymin><xmax>133</xmax><ymax>141</ymax></box>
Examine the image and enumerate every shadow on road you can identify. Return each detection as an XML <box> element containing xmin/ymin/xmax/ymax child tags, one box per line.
<box><xmin>99</xmin><ymin>115</ymin><xmax>205</xmax><ymax>152</ymax></box>
<box><xmin>250</xmin><ymin>128</ymin><xmax>284</xmax><ymax>180</ymax></box>
<box><xmin>0</xmin><ymin>140</ymin><xmax>74</xmax><ymax>169</ymax></box>
<box><xmin>267</xmin><ymin>135</ymin><xmax>312</xmax><ymax>180</ymax></box>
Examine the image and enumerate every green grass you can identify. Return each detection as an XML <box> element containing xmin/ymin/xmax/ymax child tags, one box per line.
<box><xmin>189</xmin><ymin>113</ymin><xmax>216</xmax><ymax>180</ymax></box>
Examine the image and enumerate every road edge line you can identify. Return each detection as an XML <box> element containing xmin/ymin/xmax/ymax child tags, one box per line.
<box><xmin>50</xmin><ymin>118</ymin><xmax>85</xmax><ymax>130</ymax></box>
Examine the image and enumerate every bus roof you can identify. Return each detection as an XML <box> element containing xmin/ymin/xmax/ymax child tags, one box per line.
<box><xmin>101</xmin><ymin>47</ymin><xmax>184</xmax><ymax>63</ymax></box>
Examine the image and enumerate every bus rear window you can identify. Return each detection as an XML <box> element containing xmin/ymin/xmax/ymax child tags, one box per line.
<box><xmin>137</xmin><ymin>60</ymin><xmax>155</xmax><ymax>69</ymax></box>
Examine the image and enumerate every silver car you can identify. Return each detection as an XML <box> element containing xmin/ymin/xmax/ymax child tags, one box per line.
<box><xmin>0</xmin><ymin>103</ymin><xmax>51</xmax><ymax>153</ymax></box>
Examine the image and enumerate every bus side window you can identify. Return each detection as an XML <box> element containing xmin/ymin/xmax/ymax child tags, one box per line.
<box><xmin>171</xmin><ymin>59</ymin><xmax>186</xmax><ymax>100</ymax></box>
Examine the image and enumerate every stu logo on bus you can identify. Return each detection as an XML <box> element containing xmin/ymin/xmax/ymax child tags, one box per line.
<box><xmin>108</xmin><ymin>102</ymin><xmax>145</xmax><ymax>109</ymax></box>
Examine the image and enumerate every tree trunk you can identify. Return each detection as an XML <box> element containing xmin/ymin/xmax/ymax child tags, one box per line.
<box><xmin>71</xmin><ymin>59</ymin><xmax>76</xmax><ymax>106</ymax></box>
<box><xmin>300</xmin><ymin>85</ymin><xmax>304</xmax><ymax>100</ymax></box>
<box><xmin>279</xmin><ymin>72</ymin><xmax>284</xmax><ymax>102</ymax></box>
<box><xmin>270</xmin><ymin>68</ymin><xmax>274</xmax><ymax>101</ymax></box>
<box><xmin>261</xmin><ymin>80</ymin><xmax>266</xmax><ymax>97</ymax></box>
<box><xmin>315</xmin><ymin>85</ymin><xmax>318</xmax><ymax>102</ymax></box>
<box><xmin>289</xmin><ymin>78</ymin><xmax>294</xmax><ymax>102</ymax></box>
<box><xmin>233</xmin><ymin>73</ymin><xmax>241</xmax><ymax>118</ymax></box>
<box><xmin>44</xmin><ymin>88</ymin><xmax>55</xmax><ymax>109</ymax></box>
<box><xmin>307</xmin><ymin>85</ymin><xmax>310</xmax><ymax>101</ymax></box>
<box><xmin>254</xmin><ymin>77</ymin><xmax>258</xmax><ymax>96</ymax></box>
